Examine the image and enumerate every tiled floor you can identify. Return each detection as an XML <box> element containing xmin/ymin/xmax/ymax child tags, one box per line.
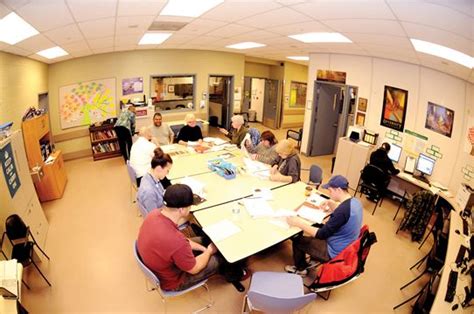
<box><xmin>21</xmin><ymin>124</ymin><xmax>429</xmax><ymax>313</ymax></box>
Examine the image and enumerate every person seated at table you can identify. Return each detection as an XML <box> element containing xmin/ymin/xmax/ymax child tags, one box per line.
<box><xmin>129</xmin><ymin>126</ymin><xmax>157</xmax><ymax>187</ymax></box>
<box><xmin>369</xmin><ymin>142</ymin><xmax>400</xmax><ymax>176</ymax></box>
<box><xmin>270</xmin><ymin>139</ymin><xmax>301</xmax><ymax>183</ymax></box>
<box><xmin>245</xmin><ymin>130</ymin><xmax>280</xmax><ymax>165</ymax></box>
<box><xmin>284</xmin><ymin>175</ymin><xmax>363</xmax><ymax>276</ymax></box>
<box><xmin>177</xmin><ymin>113</ymin><xmax>203</xmax><ymax>145</ymax></box>
<box><xmin>137</xmin><ymin>184</ymin><xmax>248</xmax><ymax>291</ymax></box>
<box><xmin>218</xmin><ymin>115</ymin><xmax>248</xmax><ymax>148</ymax></box>
<box><xmin>137</xmin><ymin>148</ymin><xmax>173</xmax><ymax>215</ymax></box>
<box><xmin>150</xmin><ymin>112</ymin><xmax>174</xmax><ymax>146</ymax></box>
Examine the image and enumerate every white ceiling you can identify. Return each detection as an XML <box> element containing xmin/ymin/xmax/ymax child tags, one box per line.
<box><xmin>0</xmin><ymin>0</ymin><xmax>472</xmax><ymax>82</ymax></box>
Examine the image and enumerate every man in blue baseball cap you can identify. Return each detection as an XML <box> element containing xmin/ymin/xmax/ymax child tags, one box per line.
<box><xmin>285</xmin><ymin>175</ymin><xmax>363</xmax><ymax>276</ymax></box>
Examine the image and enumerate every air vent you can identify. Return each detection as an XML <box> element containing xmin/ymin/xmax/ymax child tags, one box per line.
<box><xmin>148</xmin><ymin>21</ymin><xmax>188</xmax><ymax>31</ymax></box>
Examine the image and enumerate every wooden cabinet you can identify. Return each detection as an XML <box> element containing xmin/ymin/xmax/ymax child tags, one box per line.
<box><xmin>89</xmin><ymin>123</ymin><xmax>121</xmax><ymax>161</ymax></box>
<box><xmin>22</xmin><ymin>114</ymin><xmax>67</xmax><ymax>202</ymax></box>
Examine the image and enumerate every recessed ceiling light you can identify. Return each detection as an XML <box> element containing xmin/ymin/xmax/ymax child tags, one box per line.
<box><xmin>36</xmin><ymin>46</ymin><xmax>68</xmax><ymax>59</ymax></box>
<box><xmin>160</xmin><ymin>0</ymin><xmax>224</xmax><ymax>18</ymax></box>
<box><xmin>226</xmin><ymin>42</ymin><xmax>266</xmax><ymax>50</ymax></box>
<box><xmin>287</xmin><ymin>56</ymin><xmax>309</xmax><ymax>61</ymax></box>
<box><xmin>410</xmin><ymin>38</ymin><xmax>473</xmax><ymax>69</ymax></box>
<box><xmin>288</xmin><ymin>32</ymin><xmax>352</xmax><ymax>43</ymax></box>
<box><xmin>138</xmin><ymin>32</ymin><xmax>172</xmax><ymax>45</ymax></box>
<box><xmin>0</xmin><ymin>12</ymin><xmax>39</xmax><ymax>45</ymax></box>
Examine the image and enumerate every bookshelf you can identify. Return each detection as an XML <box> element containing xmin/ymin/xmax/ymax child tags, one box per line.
<box><xmin>89</xmin><ymin>122</ymin><xmax>121</xmax><ymax>161</ymax></box>
<box><xmin>22</xmin><ymin>113</ymin><xmax>67</xmax><ymax>202</ymax></box>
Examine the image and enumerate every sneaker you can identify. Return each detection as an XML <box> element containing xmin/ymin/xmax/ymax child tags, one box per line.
<box><xmin>284</xmin><ymin>265</ymin><xmax>308</xmax><ymax>277</ymax></box>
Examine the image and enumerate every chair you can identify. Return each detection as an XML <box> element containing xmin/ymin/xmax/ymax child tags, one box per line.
<box><xmin>242</xmin><ymin>271</ymin><xmax>316</xmax><ymax>313</ymax></box>
<box><xmin>126</xmin><ymin>161</ymin><xmax>140</xmax><ymax>216</ymax></box>
<box><xmin>133</xmin><ymin>241</ymin><xmax>213</xmax><ymax>313</ymax></box>
<box><xmin>0</xmin><ymin>215</ymin><xmax>51</xmax><ymax>289</ymax></box>
<box><xmin>286</xmin><ymin>128</ymin><xmax>303</xmax><ymax>148</ymax></box>
<box><xmin>308</xmin><ymin>165</ymin><xmax>323</xmax><ymax>189</ymax></box>
<box><xmin>247</xmin><ymin>128</ymin><xmax>260</xmax><ymax>147</ymax></box>
<box><xmin>306</xmin><ymin>225</ymin><xmax>377</xmax><ymax>300</ymax></box>
<box><xmin>354</xmin><ymin>164</ymin><xmax>389</xmax><ymax>215</ymax></box>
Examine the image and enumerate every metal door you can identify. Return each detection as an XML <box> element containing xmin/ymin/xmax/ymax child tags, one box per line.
<box><xmin>263</xmin><ymin>79</ymin><xmax>279</xmax><ymax>129</ymax></box>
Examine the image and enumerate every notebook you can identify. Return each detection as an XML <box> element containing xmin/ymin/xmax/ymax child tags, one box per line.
<box><xmin>0</xmin><ymin>259</ymin><xmax>18</xmax><ymax>299</ymax></box>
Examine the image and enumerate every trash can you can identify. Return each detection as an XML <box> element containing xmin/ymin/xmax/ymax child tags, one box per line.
<box><xmin>209</xmin><ymin>116</ymin><xmax>218</xmax><ymax>127</ymax></box>
<box><xmin>248</xmin><ymin>110</ymin><xmax>257</xmax><ymax>122</ymax></box>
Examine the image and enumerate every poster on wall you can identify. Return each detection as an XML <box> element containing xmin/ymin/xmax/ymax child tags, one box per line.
<box><xmin>1</xmin><ymin>143</ymin><xmax>21</xmax><ymax>198</ymax></box>
<box><xmin>381</xmin><ymin>85</ymin><xmax>408</xmax><ymax>132</ymax></box>
<box><xmin>289</xmin><ymin>81</ymin><xmax>306</xmax><ymax>108</ymax></box>
<box><xmin>122</xmin><ymin>77</ymin><xmax>143</xmax><ymax>95</ymax></box>
<box><xmin>465</xmin><ymin>116</ymin><xmax>474</xmax><ymax>156</ymax></box>
<box><xmin>59</xmin><ymin>78</ymin><xmax>116</xmax><ymax>129</ymax></box>
<box><xmin>424</xmin><ymin>101</ymin><xmax>454</xmax><ymax>138</ymax></box>
<box><xmin>316</xmin><ymin>70</ymin><xmax>346</xmax><ymax>84</ymax></box>
<box><xmin>358</xmin><ymin>97</ymin><xmax>367</xmax><ymax>112</ymax></box>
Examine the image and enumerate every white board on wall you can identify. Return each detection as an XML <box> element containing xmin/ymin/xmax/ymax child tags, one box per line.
<box><xmin>59</xmin><ymin>78</ymin><xmax>117</xmax><ymax>129</ymax></box>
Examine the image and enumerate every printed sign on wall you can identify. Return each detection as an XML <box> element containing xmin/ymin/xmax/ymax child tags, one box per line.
<box><xmin>1</xmin><ymin>143</ymin><xmax>21</xmax><ymax>198</ymax></box>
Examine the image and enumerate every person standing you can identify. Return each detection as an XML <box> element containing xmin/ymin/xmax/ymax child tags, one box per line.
<box><xmin>114</xmin><ymin>105</ymin><xmax>136</xmax><ymax>161</ymax></box>
<box><xmin>150</xmin><ymin>112</ymin><xmax>174</xmax><ymax>145</ymax></box>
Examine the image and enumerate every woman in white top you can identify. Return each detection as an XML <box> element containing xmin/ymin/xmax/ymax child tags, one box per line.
<box><xmin>129</xmin><ymin>127</ymin><xmax>157</xmax><ymax>186</ymax></box>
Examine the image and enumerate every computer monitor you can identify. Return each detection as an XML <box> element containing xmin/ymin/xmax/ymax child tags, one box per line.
<box><xmin>416</xmin><ymin>154</ymin><xmax>435</xmax><ymax>176</ymax></box>
<box><xmin>387</xmin><ymin>143</ymin><xmax>402</xmax><ymax>163</ymax></box>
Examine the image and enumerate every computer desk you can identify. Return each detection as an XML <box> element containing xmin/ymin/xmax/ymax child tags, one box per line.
<box><xmin>388</xmin><ymin>171</ymin><xmax>444</xmax><ymax>197</ymax></box>
<box><xmin>193</xmin><ymin>181</ymin><xmax>311</xmax><ymax>263</ymax></box>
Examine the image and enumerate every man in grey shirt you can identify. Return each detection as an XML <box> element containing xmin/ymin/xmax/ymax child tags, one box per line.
<box><xmin>150</xmin><ymin>112</ymin><xmax>174</xmax><ymax>145</ymax></box>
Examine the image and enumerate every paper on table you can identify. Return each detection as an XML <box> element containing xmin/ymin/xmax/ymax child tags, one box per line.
<box><xmin>243</xmin><ymin>199</ymin><xmax>274</xmax><ymax>218</ymax></box>
<box><xmin>271</xmin><ymin>209</ymin><xmax>297</xmax><ymax>217</ymax></box>
<box><xmin>203</xmin><ymin>219</ymin><xmax>241</xmax><ymax>242</ymax></box>
<box><xmin>297</xmin><ymin>205</ymin><xmax>327</xmax><ymax>224</ymax></box>
<box><xmin>268</xmin><ymin>218</ymin><xmax>290</xmax><ymax>229</ymax></box>
<box><xmin>306</xmin><ymin>194</ymin><xmax>329</xmax><ymax>207</ymax></box>
<box><xmin>180</xmin><ymin>177</ymin><xmax>205</xmax><ymax>198</ymax></box>
<box><xmin>0</xmin><ymin>259</ymin><xmax>18</xmax><ymax>297</ymax></box>
<box><xmin>252</xmin><ymin>187</ymin><xmax>272</xmax><ymax>200</ymax></box>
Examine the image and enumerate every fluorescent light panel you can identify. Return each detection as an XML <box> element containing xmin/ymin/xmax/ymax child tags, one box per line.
<box><xmin>287</xmin><ymin>56</ymin><xmax>309</xmax><ymax>61</ymax></box>
<box><xmin>226</xmin><ymin>42</ymin><xmax>266</xmax><ymax>50</ymax></box>
<box><xmin>288</xmin><ymin>32</ymin><xmax>352</xmax><ymax>43</ymax></box>
<box><xmin>36</xmin><ymin>46</ymin><xmax>68</xmax><ymax>59</ymax></box>
<box><xmin>160</xmin><ymin>0</ymin><xmax>224</xmax><ymax>17</ymax></box>
<box><xmin>0</xmin><ymin>12</ymin><xmax>39</xmax><ymax>45</ymax></box>
<box><xmin>410</xmin><ymin>38</ymin><xmax>473</xmax><ymax>69</ymax></box>
<box><xmin>138</xmin><ymin>32</ymin><xmax>172</xmax><ymax>45</ymax></box>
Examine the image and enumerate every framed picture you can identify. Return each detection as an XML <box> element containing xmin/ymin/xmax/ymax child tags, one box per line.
<box><xmin>381</xmin><ymin>85</ymin><xmax>408</xmax><ymax>131</ymax></box>
<box><xmin>289</xmin><ymin>81</ymin><xmax>307</xmax><ymax>108</ymax></box>
<box><xmin>425</xmin><ymin>102</ymin><xmax>454</xmax><ymax>137</ymax></box>
<box><xmin>167</xmin><ymin>85</ymin><xmax>174</xmax><ymax>93</ymax></box>
<box><xmin>358</xmin><ymin>97</ymin><xmax>367</xmax><ymax>112</ymax></box>
<box><xmin>356</xmin><ymin>112</ymin><xmax>366</xmax><ymax>126</ymax></box>
<box><xmin>316</xmin><ymin>70</ymin><xmax>346</xmax><ymax>84</ymax></box>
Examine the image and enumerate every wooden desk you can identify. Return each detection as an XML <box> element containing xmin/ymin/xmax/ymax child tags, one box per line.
<box><xmin>0</xmin><ymin>263</ymin><xmax>23</xmax><ymax>314</ymax></box>
<box><xmin>388</xmin><ymin>172</ymin><xmax>442</xmax><ymax>196</ymax></box>
<box><xmin>193</xmin><ymin>182</ymin><xmax>308</xmax><ymax>263</ymax></box>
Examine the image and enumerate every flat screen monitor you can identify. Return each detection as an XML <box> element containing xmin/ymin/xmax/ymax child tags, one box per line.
<box><xmin>387</xmin><ymin>143</ymin><xmax>402</xmax><ymax>163</ymax></box>
<box><xmin>416</xmin><ymin>154</ymin><xmax>435</xmax><ymax>176</ymax></box>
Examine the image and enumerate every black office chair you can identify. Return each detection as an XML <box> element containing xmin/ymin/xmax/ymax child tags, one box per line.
<box><xmin>1</xmin><ymin>214</ymin><xmax>51</xmax><ymax>288</ymax></box>
<box><xmin>308</xmin><ymin>165</ymin><xmax>323</xmax><ymax>189</ymax></box>
<box><xmin>286</xmin><ymin>128</ymin><xmax>303</xmax><ymax>148</ymax></box>
<box><xmin>354</xmin><ymin>164</ymin><xmax>389</xmax><ymax>215</ymax></box>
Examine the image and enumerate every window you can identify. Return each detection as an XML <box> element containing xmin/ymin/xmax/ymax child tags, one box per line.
<box><xmin>289</xmin><ymin>81</ymin><xmax>306</xmax><ymax>108</ymax></box>
<box><xmin>150</xmin><ymin>75</ymin><xmax>195</xmax><ymax>112</ymax></box>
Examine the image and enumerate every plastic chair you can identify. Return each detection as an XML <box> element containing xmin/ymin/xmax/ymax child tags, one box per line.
<box><xmin>1</xmin><ymin>214</ymin><xmax>51</xmax><ymax>289</ymax></box>
<box><xmin>242</xmin><ymin>271</ymin><xmax>316</xmax><ymax>313</ymax></box>
<box><xmin>286</xmin><ymin>128</ymin><xmax>303</xmax><ymax>148</ymax></box>
<box><xmin>247</xmin><ymin>128</ymin><xmax>260</xmax><ymax>147</ymax></box>
<box><xmin>126</xmin><ymin>160</ymin><xmax>140</xmax><ymax>216</ymax></box>
<box><xmin>133</xmin><ymin>241</ymin><xmax>213</xmax><ymax>313</ymax></box>
<box><xmin>354</xmin><ymin>164</ymin><xmax>389</xmax><ymax>215</ymax></box>
<box><xmin>309</xmin><ymin>165</ymin><xmax>323</xmax><ymax>189</ymax></box>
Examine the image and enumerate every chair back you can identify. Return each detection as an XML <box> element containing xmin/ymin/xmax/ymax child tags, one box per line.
<box><xmin>248</xmin><ymin>291</ymin><xmax>316</xmax><ymax>313</ymax></box>
<box><xmin>309</xmin><ymin>165</ymin><xmax>323</xmax><ymax>187</ymax></box>
<box><xmin>5</xmin><ymin>214</ymin><xmax>28</xmax><ymax>241</ymax></box>
<box><xmin>137</xmin><ymin>200</ymin><xmax>149</xmax><ymax>218</ymax></box>
<box><xmin>126</xmin><ymin>160</ymin><xmax>137</xmax><ymax>188</ymax></box>
<box><xmin>360</xmin><ymin>164</ymin><xmax>388</xmax><ymax>190</ymax></box>
<box><xmin>248</xmin><ymin>128</ymin><xmax>260</xmax><ymax>146</ymax></box>
<box><xmin>133</xmin><ymin>241</ymin><xmax>160</xmax><ymax>289</ymax></box>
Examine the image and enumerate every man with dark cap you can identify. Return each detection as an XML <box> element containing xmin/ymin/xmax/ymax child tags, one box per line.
<box><xmin>284</xmin><ymin>175</ymin><xmax>363</xmax><ymax>276</ymax></box>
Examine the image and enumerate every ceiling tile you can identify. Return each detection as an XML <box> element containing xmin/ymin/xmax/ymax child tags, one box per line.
<box><xmin>237</xmin><ymin>7</ymin><xmax>312</xmax><ymax>28</ymax></box>
<box><xmin>115</xmin><ymin>34</ymin><xmax>142</xmax><ymax>46</ymax></box>
<box><xmin>117</xmin><ymin>0</ymin><xmax>166</xmax><ymax>16</ymax></box>
<box><xmin>227</xmin><ymin>29</ymin><xmax>281</xmax><ymax>42</ymax></box>
<box><xmin>154</xmin><ymin>15</ymin><xmax>194</xmax><ymax>23</ymax></box>
<box><xmin>205</xmin><ymin>24</ymin><xmax>255</xmax><ymax>38</ymax></box>
<box><xmin>179</xmin><ymin>19</ymin><xmax>227</xmax><ymax>36</ymax></box>
<box><xmin>69</xmin><ymin>49</ymin><xmax>92</xmax><ymax>58</ymax></box>
<box><xmin>16</xmin><ymin>1</ymin><xmax>75</xmax><ymax>32</ymax></box>
<box><xmin>424</xmin><ymin>0</ymin><xmax>474</xmax><ymax>17</ymax></box>
<box><xmin>0</xmin><ymin>2</ymin><xmax>11</xmax><ymax>19</ymax></box>
<box><xmin>114</xmin><ymin>45</ymin><xmax>136</xmax><ymax>52</ymax></box>
<box><xmin>201</xmin><ymin>1</ymin><xmax>282</xmax><ymax>22</ymax></box>
<box><xmin>116</xmin><ymin>15</ymin><xmax>154</xmax><ymax>35</ymax></box>
<box><xmin>2</xmin><ymin>45</ymin><xmax>31</xmax><ymax>56</ymax></box>
<box><xmin>61</xmin><ymin>40</ymin><xmax>91</xmax><ymax>53</ymax></box>
<box><xmin>166</xmin><ymin>34</ymin><xmax>202</xmax><ymax>44</ymax></box>
<box><xmin>15</xmin><ymin>34</ymin><xmax>55</xmax><ymax>52</ymax></box>
<box><xmin>1</xmin><ymin>0</ymin><xmax>30</xmax><ymax>11</ymax></box>
<box><xmin>78</xmin><ymin>18</ymin><xmax>115</xmax><ymax>39</ymax></box>
<box><xmin>342</xmin><ymin>33</ymin><xmax>412</xmax><ymax>48</ymax></box>
<box><xmin>323</xmin><ymin>19</ymin><xmax>406</xmax><ymax>36</ymax></box>
<box><xmin>87</xmin><ymin>36</ymin><xmax>114</xmax><ymax>49</ymax></box>
<box><xmin>292</xmin><ymin>0</ymin><xmax>396</xmax><ymax>20</ymax></box>
<box><xmin>91</xmin><ymin>47</ymin><xmax>114</xmax><ymax>55</ymax></box>
<box><xmin>44</xmin><ymin>24</ymin><xmax>84</xmax><ymax>45</ymax></box>
<box><xmin>67</xmin><ymin>0</ymin><xmax>117</xmax><ymax>22</ymax></box>
<box><xmin>269</xmin><ymin>21</ymin><xmax>332</xmax><ymax>36</ymax></box>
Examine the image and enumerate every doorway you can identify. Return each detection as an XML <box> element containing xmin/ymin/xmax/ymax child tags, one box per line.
<box><xmin>263</xmin><ymin>79</ymin><xmax>280</xmax><ymax>129</ymax></box>
<box><xmin>208</xmin><ymin>76</ymin><xmax>233</xmax><ymax>129</ymax></box>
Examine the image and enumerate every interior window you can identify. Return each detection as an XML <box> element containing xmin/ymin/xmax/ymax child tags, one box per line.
<box><xmin>150</xmin><ymin>75</ymin><xmax>195</xmax><ymax>112</ymax></box>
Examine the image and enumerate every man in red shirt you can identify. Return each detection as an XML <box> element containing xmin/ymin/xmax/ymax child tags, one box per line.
<box><xmin>137</xmin><ymin>184</ymin><xmax>220</xmax><ymax>291</ymax></box>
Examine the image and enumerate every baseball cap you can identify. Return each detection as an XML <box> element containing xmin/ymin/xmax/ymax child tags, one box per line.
<box><xmin>321</xmin><ymin>175</ymin><xmax>349</xmax><ymax>189</ymax></box>
<box><xmin>163</xmin><ymin>184</ymin><xmax>201</xmax><ymax>208</ymax></box>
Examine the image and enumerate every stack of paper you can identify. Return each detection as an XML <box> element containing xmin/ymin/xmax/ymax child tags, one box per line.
<box><xmin>180</xmin><ymin>177</ymin><xmax>205</xmax><ymax>198</ymax></box>
<box><xmin>243</xmin><ymin>199</ymin><xmax>274</xmax><ymax>218</ymax></box>
<box><xmin>0</xmin><ymin>259</ymin><xmax>18</xmax><ymax>298</ymax></box>
<box><xmin>297</xmin><ymin>205</ymin><xmax>327</xmax><ymax>224</ymax></box>
<box><xmin>203</xmin><ymin>219</ymin><xmax>241</xmax><ymax>242</ymax></box>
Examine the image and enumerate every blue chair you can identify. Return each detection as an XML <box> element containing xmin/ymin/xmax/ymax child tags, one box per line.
<box><xmin>309</xmin><ymin>165</ymin><xmax>323</xmax><ymax>189</ymax></box>
<box><xmin>242</xmin><ymin>271</ymin><xmax>316</xmax><ymax>313</ymax></box>
<box><xmin>248</xmin><ymin>128</ymin><xmax>260</xmax><ymax>146</ymax></box>
<box><xmin>126</xmin><ymin>161</ymin><xmax>140</xmax><ymax>216</ymax></box>
<box><xmin>133</xmin><ymin>241</ymin><xmax>213</xmax><ymax>313</ymax></box>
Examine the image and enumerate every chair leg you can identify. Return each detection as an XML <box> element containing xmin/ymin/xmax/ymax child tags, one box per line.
<box><xmin>410</xmin><ymin>252</ymin><xmax>429</xmax><ymax>270</ymax></box>
<box><xmin>393</xmin><ymin>201</ymin><xmax>403</xmax><ymax>221</ymax></box>
<box><xmin>241</xmin><ymin>294</ymin><xmax>249</xmax><ymax>314</ymax></box>
<box><xmin>418</xmin><ymin>222</ymin><xmax>435</xmax><ymax>250</ymax></box>
<box><xmin>192</xmin><ymin>283</ymin><xmax>214</xmax><ymax>314</ymax></box>
<box><xmin>316</xmin><ymin>290</ymin><xmax>331</xmax><ymax>301</ymax></box>
<box><xmin>400</xmin><ymin>271</ymin><xmax>427</xmax><ymax>290</ymax></box>
<box><xmin>393</xmin><ymin>289</ymin><xmax>423</xmax><ymax>310</ymax></box>
<box><xmin>371</xmin><ymin>200</ymin><xmax>378</xmax><ymax>215</ymax></box>
<box><xmin>22</xmin><ymin>279</ymin><xmax>30</xmax><ymax>290</ymax></box>
<box><xmin>34</xmin><ymin>244</ymin><xmax>50</xmax><ymax>260</ymax></box>
<box><xmin>31</xmin><ymin>260</ymin><xmax>52</xmax><ymax>286</ymax></box>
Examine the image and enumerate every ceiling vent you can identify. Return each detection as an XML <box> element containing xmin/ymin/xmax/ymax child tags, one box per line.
<box><xmin>148</xmin><ymin>21</ymin><xmax>188</xmax><ymax>31</ymax></box>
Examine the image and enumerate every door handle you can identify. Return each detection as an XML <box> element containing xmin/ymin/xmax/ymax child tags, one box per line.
<box><xmin>333</xmin><ymin>123</ymin><xmax>338</xmax><ymax>127</ymax></box>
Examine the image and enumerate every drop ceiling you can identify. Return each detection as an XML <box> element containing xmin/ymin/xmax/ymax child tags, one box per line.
<box><xmin>0</xmin><ymin>0</ymin><xmax>472</xmax><ymax>82</ymax></box>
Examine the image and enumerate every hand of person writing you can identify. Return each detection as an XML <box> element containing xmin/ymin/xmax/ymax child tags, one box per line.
<box><xmin>319</xmin><ymin>199</ymin><xmax>337</xmax><ymax>212</ymax></box>
<box><xmin>207</xmin><ymin>243</ymin><xmax>217</xmax><ymax>255</ymax></box>
<box><xmin>287</xmin><ymin>216</ymin><xmax>303</xmax><ymax>228</ymax></box>
<box><xmin>270</xmin><ymin>164</ymin><xmax>278</xmax><ymax>174</ymax></box>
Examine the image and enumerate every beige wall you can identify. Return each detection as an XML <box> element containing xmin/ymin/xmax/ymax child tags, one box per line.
<box><xmin>244</xmin><ymin>62</ymin><xmax>271</xmax><ymax>78</ymax></box>
<box><xmin>0</xmin><ymin>52</ymin><xmax>48</xmax><ymax>130</ymax></box>
<box><xmin>281</xmin><ymin>62</ymin><xmax>307</xmax><ymax>128</ymax></box>
<box><xmin>48</xmin><ymin>49</ymin><xmax>245</xmax><ymax>156</ymax></box>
